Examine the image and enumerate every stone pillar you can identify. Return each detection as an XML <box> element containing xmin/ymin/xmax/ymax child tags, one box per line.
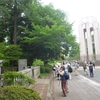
<box><xmin>97</xmin><ymin>22</ymin><xmax>100</xmax><ymax>45</ymax></box>
<box><xmin>18</xmin><ymin>59</ymin><xmax>27</xmax><ymax>71</ymax></box>
<box><xmin>93</xmin><ymin>21</ymin><xmax>100</xmax><ymax>60</ymax></box>
<box><xmin>86</xmin><ymin>22</ymin><xmax>94</xmax><ymax>61</ymax></box>
<box><xmin>79</xmin><ymin>17</ymin><xmax>100</xmax><ymax>64</ymax></box>
<box><xmin>79</xmin><ymin>24</ymin><xmax>87</xmax><ymax>61</ymax></box>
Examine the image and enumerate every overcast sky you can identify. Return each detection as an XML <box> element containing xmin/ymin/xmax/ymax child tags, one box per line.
<box><xmin>41</xmin><ymin>0</ymin><xmax>100</xmax><ymax>42</ymax></box>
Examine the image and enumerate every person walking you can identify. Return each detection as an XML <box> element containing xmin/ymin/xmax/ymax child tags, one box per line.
<box><xmin>82</xmin><ymin>61</ymin><xmax>88</xmax><ymax>75</ymax></box>
<box><xmin>88</xmin><ymin>61</ymin><xmax>94</xmax><ymax>77</ymax></box>
<box><xmin>67</xmin><ymin>63</ymin><xmax>73</xmax><ymax>79</ymax></box>
<box><xmin>74</xmin><ymin>61</ymin><xmax>79</xmax><ymax>75</ymax></box>
<box><xmin>59</xmin><ymin>66</ymin><xmax>69</xmax><ymax>97</ymax></box>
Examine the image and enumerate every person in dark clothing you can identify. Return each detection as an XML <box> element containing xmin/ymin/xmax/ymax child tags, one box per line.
<box><xmin>89</xmin><ymin>61</ymin><xmax>94</xmax><ymax>77</ymax></box>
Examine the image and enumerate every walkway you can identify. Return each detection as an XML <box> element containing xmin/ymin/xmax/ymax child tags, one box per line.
<box><xmin>53</xmin><ymin>66</ymin><xmax>100</xmax><ymax>100</ymax></box>
<box><xmin>30</xmin><ymin>67</ymin><xmax>100</xmax><ymax>100</ymax></box>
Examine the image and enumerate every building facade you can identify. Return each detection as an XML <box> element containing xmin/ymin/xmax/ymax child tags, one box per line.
<box><xmin>79</xmin><ymin>16</ymin><xmax>100</xmax><ymax>62</ymax></box>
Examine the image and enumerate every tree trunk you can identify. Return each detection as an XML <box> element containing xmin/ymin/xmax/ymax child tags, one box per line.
<box><xmin>13</xmin><ymin>0</ymin><xmax>17</xmax><ymax>44</ymax></box>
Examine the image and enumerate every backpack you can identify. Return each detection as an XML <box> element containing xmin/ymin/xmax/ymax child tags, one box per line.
<box><xmin>68</xmin><ymin>65</ymin><xmax>73</xmax><ymax>73</ymax></box>
<box><xmin>64</xmin><ymin>71</ymin><xmax>69</xmax><ymax>80</ymax></box>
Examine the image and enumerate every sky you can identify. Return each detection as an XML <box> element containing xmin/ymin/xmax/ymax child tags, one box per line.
<box><xmin>41</xmin><ymin>0</ymin><xmax>100</xmax><ymax>42</ymax></box>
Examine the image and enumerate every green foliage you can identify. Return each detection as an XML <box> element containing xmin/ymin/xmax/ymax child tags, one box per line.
<box><xmin>66</xmin><ymin>54</ymin><xmax>80</xmax><ymax>62</ymax></box>
<box><xmin>40</xmin><ymin>67</ymin><xmax>45</xmax><ymax>73</ymax></box>
<box><xmin>32</xmin><ymin>59</ymin><xmax>44</xmax><ymax>66</ymax></box>
<box><xmin>3</xmin><ymin>71</ymin><xmax>35</xmax><ymax>86</ymax></box>
<box><xmin>39</xmin><ymin>73</ymin><xmax>49</xmax><ymax>78</ymax></box>
<box><xmin>46</xmin><ymin>59</ymin><xmax>57</xmax><ymax>66</ymax></box>
<box><xmin>0</xmin><ymin>0</ymin><xmax>32</xmax><ymax>43</ymax></box>
<box><xmin>69</xmin><ymin>42</ymin><xmax>80</xmax><ymax>57</ymax></box>
<box><xmin>20</xmin><ymin>2</ymin><xmax>76</xmax><ymax>63</ymax></box>
<box><xmin>45</xmin><ymin>67</ymin><xmax>51</xmax><ymax>73</ymax></box>
<box><xmin>2</xmin><ymin>60</ymin><xmax>10</xmax><ymax>67</ymax></box>
<box><xmin>4</xmin><ymin>44</ymin><xmax>22</xmax><ymax>60</ymax></box>
<box><xmin>0</xmin><ymin>85</ymin><xmax>42</xmax><ymax>100</ymax></box>
<box><xmin>3</xmin><ymin>44</ymin><xmax>22</xmax><ymax>67</ymax></box>
<box><xmin>0</xmin><ymin>0</ymin><xmax>79</xmax><ymax>66</ymax></box>
<box><xmin>0</xmin><ymin>42</ymin><xmax>6</xmax><ymax>59</ymax></box>
<box><xmin>40</xmin><ymin>64</ymin><xmax>52</xmax><ymax>74</ymax></box>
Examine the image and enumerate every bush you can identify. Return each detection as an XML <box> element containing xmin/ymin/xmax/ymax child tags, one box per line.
<box><xmin>45</xmin><ymin>67</ymin><xmax>51</xmax><ymax>73</ymax></box>
<box><xmin>0</xmin><ymin>85</ymin><xmax>42</xmax><ymax>100</ymax></box>
<box><xmin>39</xmin><ymin>73</ymin><xmax>49</xmax><ymax>78</ymax></box>
<box><xmin>3</xmin><ymin>60</ymin><xmax>10</xmax><ymax>67</ymax></box>
<box><xmin>40</xmin><ymin>66</ymin><xmax>52</xmax><ymax>74</ymax></box>
<box><xmin>32</xmin><ymin>59</ymin><xmax>44</xmax><ymax>66</ymax></box>
<box><xmin>40</xmin><ymin>67</ymin><xmax>45</xmax><ymax>73</ymax></box>
<box><xmin>3</xmin><ymin>71</ymin><xmax>35</xmax><ymax>86</ymax></box>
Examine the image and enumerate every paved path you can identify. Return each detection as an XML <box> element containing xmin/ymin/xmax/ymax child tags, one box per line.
<box><xmin>78</xmin><ymin>66</ymin><xmax>100</xmax><ymax>83</ymax></box>
<box><xmin>53</xmin><ymin>67</ymin><xmax>100</xmax><ymax>100</ymax></box>
<box><xmin>29</xmin><ymin>67</ymin><xmax>100</xmax><ymax>100</ymax></box>
<box><xmin>30</xmin><ymin>78</ymin><xmax>50</xmax><ymax>100</ymax></box>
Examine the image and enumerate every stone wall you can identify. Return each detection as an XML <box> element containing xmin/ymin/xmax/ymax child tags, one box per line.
<box><xmin>31</xmin><ymin>66</ymin><xmax>40</xmax><ymax>78</ymax></box>
<box><xmin>19</xmin><ymin>66</ymin><xmax>40</xmax><ymax>78</ymax></box>
<box><xmin>0</xmin><ymin>66</ymin><xmax>40</xmax><ymax>87</ymax></box>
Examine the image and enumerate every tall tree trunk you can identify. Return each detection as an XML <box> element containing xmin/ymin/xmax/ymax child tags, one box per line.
<box><xmin>13</xmin><ymin>0</ymin><xmax>17</xmax><ymax>44</ymax></box>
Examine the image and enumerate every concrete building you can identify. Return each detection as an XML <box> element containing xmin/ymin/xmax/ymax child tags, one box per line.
<box><xmin>79</xmin><ymin>16</ymin><xmax>100</xmax><ymax>63</ymax></box>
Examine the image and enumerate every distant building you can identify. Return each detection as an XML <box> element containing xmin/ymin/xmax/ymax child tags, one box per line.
<box><xmin>79</xmin><ymin>16</ymin><xmax>100</xmax><ymax>62</ymax></box>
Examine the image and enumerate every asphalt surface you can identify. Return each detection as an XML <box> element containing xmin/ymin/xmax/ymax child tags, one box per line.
<box><xmin>29</xmin><ymin>66</ymin><xmax>100</xmax><ymax>100</ymax></box>
<box><xmin>53</xmin><ymin>66</ymin><xmax>100</xmax><ymax>100</ymax></box>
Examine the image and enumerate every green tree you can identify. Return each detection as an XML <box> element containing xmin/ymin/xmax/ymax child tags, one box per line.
<box><xmin>0</xmin><ymin>0</ymin><xmax>32</xmax><ymax>44</ymax></box>
<box><xmin>0</xmin><ymin>42</ymin><xmax>6</xmax><ymax>59</ymax></box>
<box><xmin>4</xmin><ymin>44</ymin><xmax>22</xmax><ymax>67</ymax></box>
<box><xmin>0</xmin><ymin>0</ymin><xmax>79</xmax><ymax>66</ymax></box>
<box><xmin>19</xmin><ymin>3</ymin><xmax>75</xmax><ymax>64</ymax></box>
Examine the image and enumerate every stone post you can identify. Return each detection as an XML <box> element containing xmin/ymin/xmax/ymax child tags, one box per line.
<box><xmin>86</xmin><ymin>22</ymin><xmax>94</xmax><ymax>61</ymax></box>
<box><xmin>79</xmin><ymin>23</ymin><xmax>87</xmax><ymax>61</ymax></box>
<box><xmin>93</xmin><ymin>21</ymin><xmax>100</xmax><ymax>60</ymax></box>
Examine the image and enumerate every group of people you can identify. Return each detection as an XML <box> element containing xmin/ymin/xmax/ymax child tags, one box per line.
<box><xmin>52</xmin><ymin>61</ymin><xmax>73</xmax><ymax>97</ymax></box>
<box><xmin>82</xmin><ymin>61</ymin><xmax>95</xmax><ymax>77</ymax></box>
<box><xmin>73</xmin><ymin>60</ymin><xmax>95</xmax><ymax>77</ymax></box>
<box><xmin>52</xmin><ymin>61</ymin><xmax>73</xmax><ymax>80</ymax></box>
<box><xmin>52</xmin><ymin>60</ymin><xmax>95</xmax><ymax>97</ymax></box>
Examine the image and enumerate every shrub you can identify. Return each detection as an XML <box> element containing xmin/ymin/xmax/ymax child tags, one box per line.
<box><xmin>40</xmin><ymin>67</ymin><xmax>45</xmax><ymax>73</ymax></box>
<box><xmin>32</xmin><ymin>59</ymin><xmax>44</xmax><ymax>66</ymax></box>
<box><xmin>39</xmin><ymin>73</ymin><xmax>49</xmax><ymax>78</ymax></box>
<box><xmin>3</xmin><ymin>60</ymin><xmax>10</xmax><ymax>67</ymax></box>
<box><xmin>3</xmin><ymin>71</ymin><xmax>35</xmax><ymax>86</ymax></box>
<box><xmin>45</xmin><ymin>67</ymin><xmax>51</xmax><ymax>73</ymax></box>
<box><xmin>0</xmin><ymin>85</ymin><xmax>42</xmax><ymax>100</ymax></box>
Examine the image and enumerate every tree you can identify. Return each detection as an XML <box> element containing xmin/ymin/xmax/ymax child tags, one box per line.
<box><xmin>0</xmin><ymin>0</ymin><xmax>79</xmax><ymax>66</ymax></box>
<box><xmin>0</xmin><ymin>42</ymin><xmax>6</xmax><ymax>59</ymax></box>
<box><xmin>0</xmin><ymin>0</ymin><xmax>32</xmax><ymax>44</ymax></box>
<box><xmin>4</xmin><ymin>44</ymin><xmax>22</xmax><ymax>67</ymax></box>
<box><xmin>19</xmin><ymin>2</ymin><xmax>79</xmax><ymax>64</ymax></box>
